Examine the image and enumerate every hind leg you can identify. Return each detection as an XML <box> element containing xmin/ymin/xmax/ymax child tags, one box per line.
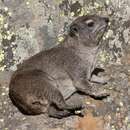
<box><xmin>10</xmin><ymin>69</ymin><xmax>83</xmax><ymax>115</ymax></box>
<box><xmin>50</xmin><ymin>87</ymin><xmax>83</xmax><ymax>111</ymax></box>
<box><xmin>48</xmin><ymin>104</ymin><xmax>83</xmax><ymax>119</ymax></box>
<box><xmin>21</xmin><ymin>94</ymin><xmax>49</xmax><ymax>115</ymax></box>
<box><xmin>48</xmin><ymin>105</ymin><xmax>73</xmax><ymax>119</ymax></box>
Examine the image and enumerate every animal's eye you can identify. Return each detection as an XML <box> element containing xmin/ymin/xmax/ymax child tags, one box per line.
<box><xmin>86</xmin><ymin>19</ymin><xmax>94</xmax><ymax>27</ymax></box>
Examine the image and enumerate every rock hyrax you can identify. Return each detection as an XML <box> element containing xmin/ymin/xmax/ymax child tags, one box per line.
<box><xmin>9</xmin><ymin>15</ymin><xmax>109</xmax><ymax>118</ymax></box>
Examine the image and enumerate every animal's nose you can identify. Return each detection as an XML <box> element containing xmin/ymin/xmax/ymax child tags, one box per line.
<box><xmin>103</xmin><ymin>17</ymin><xmax>109</xmax><ymax>23</ymax></box>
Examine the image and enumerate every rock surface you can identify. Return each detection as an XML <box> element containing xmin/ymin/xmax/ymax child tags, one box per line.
<box><xmin>0</xmin><ymin>0</ymin><xmax>130</xmax><ymax>130</ymax></box>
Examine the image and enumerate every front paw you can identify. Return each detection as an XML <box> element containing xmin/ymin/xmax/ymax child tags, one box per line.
<box><xmin>98</xmin><ymin>76</ymin><xmax>110</xmax><ymax>85</ymax></box>
<box><xmin>90</xmin><ymin>75</ymin><xmax>110</xmax><ymax>85</ymax></box>
<box><xmin>91</xmin><ymin>90</ymin><xmax>110</xmax><ymax>98</ymax></box>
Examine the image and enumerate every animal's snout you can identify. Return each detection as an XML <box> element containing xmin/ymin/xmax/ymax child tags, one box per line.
<box><xmin>103</xmin><ymin>17</ymin><xmax>109</xmax><ymax>23</ymax></box>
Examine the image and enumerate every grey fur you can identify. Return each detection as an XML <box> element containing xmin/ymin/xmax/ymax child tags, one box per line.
<box><xmin>9</xmin><ymin>15</ymin><xmax>109</xmax><ymax>118</ymax></box>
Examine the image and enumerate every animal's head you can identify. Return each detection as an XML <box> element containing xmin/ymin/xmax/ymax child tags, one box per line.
<box><xmin>68</xmin><ymin>15</ymin><xmax>109</xmax><ymax>47</ymax></box>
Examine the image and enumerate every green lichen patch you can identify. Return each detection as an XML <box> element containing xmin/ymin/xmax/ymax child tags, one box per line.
<box><xmin>98</xmin><ymin>50</ymin><xmax>110</xmax><ymax>63</ymax></box>
<box><xmin>0</xmin><ymin>7</ymin><xmax>16</xmax><ymax>71</ymax></box>
<box><xmin>12</xmin><ymin>27</ymin><xmax>39</xmax><ymax>67</ymax></box>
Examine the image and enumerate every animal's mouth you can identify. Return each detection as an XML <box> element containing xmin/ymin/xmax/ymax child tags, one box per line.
<box><xmin>96</xmin><ymin>24</ymin><xmax>109</xmax><ymax>44</ymax></box>
<box><xmin>97</xmin><ymin>24</ymin><xmax>108</xmax><ymax>34</ymax></box>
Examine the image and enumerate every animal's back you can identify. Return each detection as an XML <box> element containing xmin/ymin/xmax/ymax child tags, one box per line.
<box><xmin>15</xmin><ymin>47</ymin><xmax>85</xmax><ymax>99</ymax></box>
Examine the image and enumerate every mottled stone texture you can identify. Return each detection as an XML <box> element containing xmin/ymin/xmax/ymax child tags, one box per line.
<box><xmin>0</xmin><ymin>0</ymin><xmax>130</xmax><ymax>130</ymax></box>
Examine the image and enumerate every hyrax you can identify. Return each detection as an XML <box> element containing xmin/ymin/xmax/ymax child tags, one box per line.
<box><xmin>9</xmin><ymin>15</ymin><xmax>109</xmax><ymax>118</ymax></box>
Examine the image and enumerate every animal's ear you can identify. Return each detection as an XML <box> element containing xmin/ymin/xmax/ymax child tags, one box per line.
<box><xmin>69</xmin><ymin>24</ymin><xmax>79</xmax><ymax>37</ymax></box>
